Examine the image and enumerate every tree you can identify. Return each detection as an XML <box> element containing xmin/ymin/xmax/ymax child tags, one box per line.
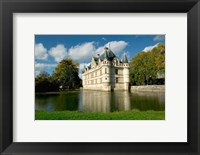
<box><xmin>35</xmin><ymin>71</ymin><xmax>51</xmax><ymax>92</ymax></box>
<box><xmin>35</xmin><ymin>58</ymin><xmax>82</xmax><ymax>92</ymax></box>
<box><xmin>153</xmin><ymin>44</ymin><xmax>165</xmax><ymax>75</ymax></box>
<box><xmin>52</xmin><ymin>58</ymin><xmax>81</xmax><ymax>89</ymax></box>
<box><xmin>129</xmin><ymin>43</ymin><xmax>165</xmax><ymax>85</ymax></box>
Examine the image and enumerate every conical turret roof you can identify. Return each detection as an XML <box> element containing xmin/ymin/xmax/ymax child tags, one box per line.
<box><xmin>122</xmin><ymin>52</ymin><xmax>128</xmax><ymax>63</ymax></box>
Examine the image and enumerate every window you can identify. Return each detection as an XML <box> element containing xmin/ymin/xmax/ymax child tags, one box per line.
<box><xmin>105</xmin><ymin>68</ymin><xmax>107</xmax><ymax>73</ymax></box>
<box><xmin>105</xmin><ymin>78</ymin><xmax>107</xmax><ymax>80</ymax></box>
<box><xmin>116</xmin><ymin>77</ymin><xmax>118</xmax><ymax>83</ymax></box>
<box><xmin>115</xmin><ymin>69</ymin><xmax>118</xmax><ymax>74</ymax></box>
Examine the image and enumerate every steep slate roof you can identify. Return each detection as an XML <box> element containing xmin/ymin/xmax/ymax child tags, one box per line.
<box><xmin>87</xmin><ymin>64</ymin><xmax>91</xmax><ymax>69</ymax></box>
<box><xmin>93</xmin><ymin>57</ymin><xmax>99</xmax><ymax>64</ymax></box>
<box><xmin>84</xmin><ymin>47</ymin><xmax>123</xmax><ymax>71</ymax></box>
<box><xmin>99</xmin><ymin>48</ymin><xmax>116</xmax><ymax>61</ymax></box>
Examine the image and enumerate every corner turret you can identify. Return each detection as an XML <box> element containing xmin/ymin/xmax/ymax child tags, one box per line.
<box><xmin>122</xmin><ymin>52</ymin><xmax>128</xmax><ymax>63</ymax></box>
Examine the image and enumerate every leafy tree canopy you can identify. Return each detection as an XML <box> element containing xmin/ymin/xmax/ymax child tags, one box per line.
<box><xmin>52</xmin><ymin>58</ymin><xmax>81</xmax><ymax>89</ymax></box>
<box><xmin>35</xmin><ymin>58</ymin><xmax>81</xmax><ymax>92</ymax></box>
<box><xmin>129</xmin><ymin>43</ymin><xmax>165</xmax><ymax>85</ymax></box>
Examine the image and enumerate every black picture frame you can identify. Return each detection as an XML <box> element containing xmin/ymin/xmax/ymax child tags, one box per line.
<box><xmin>0</xmin><ymin>0</ymin><xmax>200</xmax><ymax>154</ymax></box>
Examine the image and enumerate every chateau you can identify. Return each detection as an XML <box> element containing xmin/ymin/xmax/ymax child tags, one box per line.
<box><xmin>82</xmin><ymin>47</ymin><xmax>129</xmax><ymax>91</ymax></box>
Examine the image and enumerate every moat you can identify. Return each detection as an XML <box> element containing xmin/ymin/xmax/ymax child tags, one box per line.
<box><xmin>35</xmin><ymin>90</ymin><xmax>165</xmax><ymax>112</ymax></box>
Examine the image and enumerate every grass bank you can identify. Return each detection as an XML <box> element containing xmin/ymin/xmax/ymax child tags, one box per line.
<box><xmin>35</xmin><ymin>110</ymin><xmax>165</xmax><ymax>120</ymax></box>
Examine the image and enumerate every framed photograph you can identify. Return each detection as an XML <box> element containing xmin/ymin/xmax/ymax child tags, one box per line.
<box><xmin>0</xmin><ymin>0</ymin><xmax>200</xmax><ymax>154</ymax></box>
<box><xmin>34</xmin><ymin>34</ymin><xmax>165</xmax><ymax>121</ymax></box>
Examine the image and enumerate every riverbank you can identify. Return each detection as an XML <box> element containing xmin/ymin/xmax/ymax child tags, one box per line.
<box><xmin>35</xmin><ymin>110</ymin><xmax>165</xmax><ymax>120</ymax></box>
<box><xmin>131</xmin><ymin>85</ymin><xmax>165</xmax><ymax>92</ymax></box>
<box><xmin>35</xmin><ymin>89</ymin><xmax>80</xmax><ymax>95</ymax></box>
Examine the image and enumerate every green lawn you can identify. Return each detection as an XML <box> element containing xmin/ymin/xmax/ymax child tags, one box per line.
<box><xmin>35</xmin><ymin>110</ymin><xmax>165</xmax><ymax>120</ymax></box>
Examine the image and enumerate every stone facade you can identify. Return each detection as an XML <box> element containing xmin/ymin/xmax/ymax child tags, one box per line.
<box><xmin>131</xmin><ymin>85</ymin><xmax>165</xmax><ymax>92</ymax></box>
<box><xmin>82</xmin><ymin>47</ymin><xmax>129</xmax><ymax>91</ymax></box>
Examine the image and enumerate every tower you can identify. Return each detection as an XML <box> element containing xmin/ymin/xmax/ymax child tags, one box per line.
<box><xmin>122</xmin><ymin>52</ymin><xmax>129</xmax><ymax>90</ymax></box>
<box><xmin>102</xmin><ymin>47</ymin><xmax>111</xmax><ymax>91</ymax></box>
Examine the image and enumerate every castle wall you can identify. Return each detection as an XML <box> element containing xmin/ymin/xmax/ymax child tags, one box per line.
<box><xmin>82</xmin><ymin>58</ymin><xmax>129</xmax><ymax>91</ymax></box>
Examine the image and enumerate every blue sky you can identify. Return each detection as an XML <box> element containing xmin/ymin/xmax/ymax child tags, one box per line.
<box><xmin>35</xmin><ymin>35</ymin><xmax>165</xmax><ymax>78</ymax></box>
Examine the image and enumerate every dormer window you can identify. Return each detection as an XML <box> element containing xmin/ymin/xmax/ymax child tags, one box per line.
<box><xmin>116</xmin><ymin>60</ymin><xmax>119</xmax><ymax>66</ymax></box>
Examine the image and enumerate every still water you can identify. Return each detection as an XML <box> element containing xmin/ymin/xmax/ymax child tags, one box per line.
<box><xmin>35</xmin><ymin>90</ymin><xmax>165</xmax><ymax>112</ymax></box>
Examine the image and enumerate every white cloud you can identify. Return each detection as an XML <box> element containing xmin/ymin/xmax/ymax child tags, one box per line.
<box><xmin>35</xmin><ymin>43</ymin><xmax>48</xmax><ymax>60</ymax></box>
<box><xmin>35</xmin><ymin>63</ymin><xmax>57</xmax><ymax>70</ymax></box>
<box><xmin>153</xmin><ymin>35</ymin><xmax>165</xmax><ymax>41</ymax></box>
<box><xmin>46</xmin><ymin>41</ymin><xmax>128</xmax><ymax>64</ymax></box>
<box><xmin>106</xmin><ymin>41</ymin><xmax>128</xmax><ymax>55</ymax></box>
<box><xmin>35</xmin><ymin>70</ymin><xmax>41</xmax><ymax>77</ymax></box>
<box><xmin>79</xmin><ymin>63</ymin><xmax>87</xmax><ymax>71</ymax></box>
<box><xmin>68</xmin><ymin>42</ymin><xmax>95</xmax><ymax>62</ymax></box>
<box><xmin>95</xmin><ymin>46</ymin><xmax>104</xmax><ymax>55</ymax></box>
<box><xmin>95</xmin><ymin>41</ymin><xmax>128</xmax><ymax>55</ymax></box>
<box><xmin>49</xmin><ymin>44</ymin><xmax>67</xmax><ymax>63</ymax></box>
<box><xmin>35</xmin><ymin>62</ymin><xmax>57</xmax><ymax>77</ymax></box>
<box><xmin>143</xmin><ymin>43</ymin><xmax>159</xmax><ymax>52</ymax></box>
<box><xmin>78</xmin><ymin>63</ymin><xmax>89</xmax><ymax>79</ymax></box>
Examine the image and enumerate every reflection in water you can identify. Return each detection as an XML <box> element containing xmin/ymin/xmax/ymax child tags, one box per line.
<box><xmin>35</xmin><ymin>90</ymin><xmax>165</xmax><ymax>112</ymax></box>
<box><xmin>130</xmin><ymin>92</ymin><xmax>165</xmax><ymax>111</ymax></box>
<box><xmin>113</xmin><ymin>91</ymin><xmax>130</xmax><ymax>111</ymax></box>
<box><xmin>79</xmin><ymin>91</ymin><xmax>130</xmax><ymax>112</ymax></box>
<box><xmin>35</xmin><ymin>92</ymin><xmax>79</xmax><ymax>112</ymax></box>
<box><xmin>80</xmin><ymin>90</ymin><xmax>111</xmax><ymax>112</ymax></box>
